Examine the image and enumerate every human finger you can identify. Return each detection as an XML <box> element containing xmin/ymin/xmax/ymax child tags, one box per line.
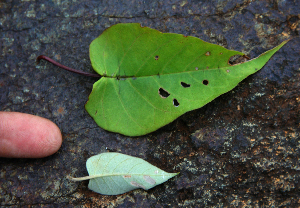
<box><xmin>0</xmin><ymin>112</ymin><xmax>62</xmax><ymax>158</ymax></box>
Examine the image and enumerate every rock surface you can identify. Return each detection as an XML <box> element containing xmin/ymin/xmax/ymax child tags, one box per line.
<box><xmin>1</xmin><ymin>0</ymin><xmax>299</xmax><ymax>207</ymax></box>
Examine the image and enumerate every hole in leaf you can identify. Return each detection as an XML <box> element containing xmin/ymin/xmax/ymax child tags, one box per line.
<box><xmin>229</xmin><ymin>55</ymin><xmax>250</xmax><ymax>65</ymax></box>
<box><xmin>158</xmin><ymin>88</ymin><xmax>170</xmax><ymax>98</ymax></box>
<box><xmin>155</xmin><ymin>55</ymin><xmax>159</xmax><ymax>60</ymax></box>
<box><xmin>173</xmin><ymin>98</ymin><xmax>179</xmax><ymax>107</ymax></box>
<box><xmin>195</xmin><ymin>67</ymin><xmax>199</xmax><ymax>70</ymax></box>
<box><xmin>202</xmin><ymin>80</ymin><xmax>209</xmax><ymax>85</ymax></box>
<box><xmin>181</xmin><ymin>82</ymin><xmax>191</xmax><ymax>88</ymax></box>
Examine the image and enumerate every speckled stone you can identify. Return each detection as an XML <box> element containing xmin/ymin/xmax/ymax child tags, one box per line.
<box><xmin>0</xmin><ymin>0</ymin><xmax>299</xmax><ymax>207</ymax></box>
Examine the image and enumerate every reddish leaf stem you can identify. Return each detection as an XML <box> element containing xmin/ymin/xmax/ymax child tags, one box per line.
<box><xmin>37</xmin><ymin>55</ymin><xmax>101</xmax><ymax>78</ymax></box>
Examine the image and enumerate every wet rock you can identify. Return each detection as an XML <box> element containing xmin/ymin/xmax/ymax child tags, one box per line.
<box><xmin>1</xmin><ymin>0</ymin><xmax>299</xmax><ymax>207</ymax></box>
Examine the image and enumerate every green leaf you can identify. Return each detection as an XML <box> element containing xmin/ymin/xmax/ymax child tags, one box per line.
<box><xmin>71</xmin><ymin>152</ymin><xmax>179</xmax><ymax>195</ymax></box>
<box><xmin>86</xmin><ymin>23</ymin><xmax>288</xmax><ymax>136</ymax></box>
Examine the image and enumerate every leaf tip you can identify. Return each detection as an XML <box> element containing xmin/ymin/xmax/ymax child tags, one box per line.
<box><xmin>174</xmin><ymin>172</ymin><xmax>180</xmax><ymax>176</ymax></box>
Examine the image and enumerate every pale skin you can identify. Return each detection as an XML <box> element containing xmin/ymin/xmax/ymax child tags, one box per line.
<box><xmin>0</xmin><ymin>112</ymin><xmax>62</xmax><ymax>158</ymax></box>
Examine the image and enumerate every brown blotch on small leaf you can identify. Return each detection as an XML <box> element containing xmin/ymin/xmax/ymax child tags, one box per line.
<box><xmin>143</xmin><ymin>175</ymin><xmax>156</xmax><ymax>185</ymax></box>
<box><xmin>131</xmin><ymin>181</ymin><xmax>146</xmax><ymax>189</ymax></box>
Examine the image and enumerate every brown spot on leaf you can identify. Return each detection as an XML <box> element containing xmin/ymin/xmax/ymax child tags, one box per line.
<box><xmin>123</xmin><ymin>175</ymin><xmax>131</xmax><ymax>178</ymax></box>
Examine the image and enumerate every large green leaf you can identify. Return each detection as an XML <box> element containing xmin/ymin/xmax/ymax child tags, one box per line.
<box><xmin>71</xmin><ymin>152</ymin><xmax>178</xmax><ymax>195</ymax></box>
<box><xmin>86</xmin><ymin>23</ymin><xmax>288</xmax><ymax>136</ymax></box>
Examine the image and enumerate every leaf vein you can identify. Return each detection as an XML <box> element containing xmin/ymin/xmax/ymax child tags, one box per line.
<box><xmin>117</xmin><ymin>31</ymin><xmax>149</xmax><ymax>76</ymax></box>
<box><xmin>127</xmin><ymin>79</ymin><xmax>174</xmax><ymax>113</ymax></box>
<box><xmin>160</xmin><ymin>43</ymin><xmax>190</xmax><ymax>74</ymax></box>
<box><xmin>112</xmin><ymin>81</ymin><xmax>148</xmax><ymax>130</ymax></box>
<box><xmin>134</xmin><ymin>37</ymin><xmax>178</xmax><ymax>76</ymax></box>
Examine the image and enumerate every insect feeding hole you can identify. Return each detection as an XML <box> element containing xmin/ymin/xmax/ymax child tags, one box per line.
<box><xmin>158</xmin><ymin>88</ymin><xmax>170</xmax><ymax>98</ymax></box>
<box><xmin>202</xmin><ymin>80</ymin><xmax>209</xmax><ymax>85</ymax></box>
<box><xmin>181</xmin><ymin>82</ymin><xmax>191</xmax><ymax>88</ymax></box>
<box><xmin>155</xmin><ymin>55</ymin><xmax>159</xmax><ymax>60</ymax></box>
<box><xmin>173</xmin><ymin>99</ymin><xmax>180</xmax><ymax>107</ymax></box>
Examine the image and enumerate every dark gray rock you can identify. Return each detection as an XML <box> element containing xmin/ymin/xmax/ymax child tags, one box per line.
<box><xmin>1</xmin><ymin>0</ymin><xmax>299</xmax><ymax>207</ymax></box>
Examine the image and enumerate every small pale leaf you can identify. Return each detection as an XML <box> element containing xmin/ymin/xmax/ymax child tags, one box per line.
<box><xmin>71</xmin><ymin>152</ymin><xmax>179</xmax><ymax>195</ymax></box>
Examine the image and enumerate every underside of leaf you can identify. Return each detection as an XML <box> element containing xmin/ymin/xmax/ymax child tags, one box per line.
<box><xmin>71</xmin><ymin>152</ymin><xmax>178</xmax><ymax>195</ymax></box>
<box><xmin>86</xmin><ymin>23</ymin><xmax>288</xmax><ymax>136</ymax></box>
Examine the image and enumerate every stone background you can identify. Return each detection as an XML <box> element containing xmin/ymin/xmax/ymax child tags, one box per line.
<box><xmin>1</xmin><ymin>0</ymin><xmax>299</xmax><ymax>207</ymax></box>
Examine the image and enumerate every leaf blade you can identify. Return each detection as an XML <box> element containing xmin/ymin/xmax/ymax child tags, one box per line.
<box><xmin>86</xmin><ymin>23</ymin><xmax>289</xmax><ymax>136</ymax></box>
<box><xmin>90</xmin><ymin>23</ymin><xmax>244</xmax><ymax>77</ymax></box>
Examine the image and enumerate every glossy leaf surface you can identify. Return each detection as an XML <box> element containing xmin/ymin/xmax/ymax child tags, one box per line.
<box><xmin>71</xmin><ymin>152</ymin><xmax>178</xmax><ymax>195</ymax></box>
<box><xmin>86</xmin><ymin>23</ymin><xmax>288</xmax><ymax>136</ymax></box>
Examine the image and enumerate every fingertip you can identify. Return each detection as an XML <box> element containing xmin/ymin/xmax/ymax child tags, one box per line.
<box><xmin>36</xmin><ymin>117</ymin><xmax>63</xmax><ymax>158</ymax></box>
<box><xmin>0</xmin><ymin>112</ymin><xmax>62</xmax><ymax>158</ymax></box>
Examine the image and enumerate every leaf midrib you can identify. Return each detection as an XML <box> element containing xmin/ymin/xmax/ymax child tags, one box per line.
<box><xmin>100</xmin><ymin>64</ymin><xmax>236</xmax><ymax>79</ymax></box>
<box><xmin>71</xmin><ymin>173</ymin><xmax>177</xmax><ymax>181</ymax></box>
